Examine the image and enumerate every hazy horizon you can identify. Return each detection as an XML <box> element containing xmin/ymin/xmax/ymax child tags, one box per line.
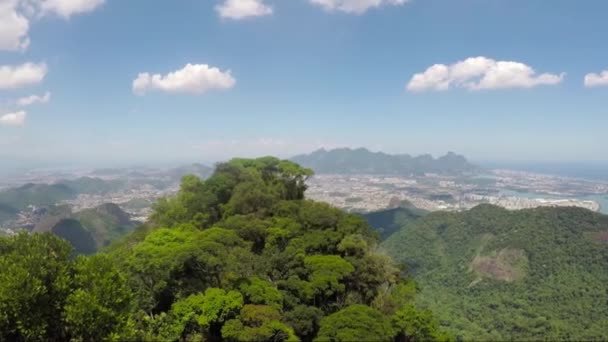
<box><xmin>1</xmin><ymin>0</ymin><xmax>607</xmax><ymax>164</ymax></box>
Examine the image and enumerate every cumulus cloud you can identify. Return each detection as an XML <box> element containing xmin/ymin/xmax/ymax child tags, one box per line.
<box><xmin>309</xmin><ymin>0</ymin><xmax>408</xmax><ymax>14</ymax></box>
<box><xmin>38</xmin><ymin>0</ymin><xmax>105</xmax><ymax>18</ymax></box>
<box><xmin>0</xmin><ymin>62</ymin><xmax>48</xmax><ymax>89</ymax></box>
<box><xmin>0</xmin><ymin>0</ymin><xmax>30</xmax><ymax>51</ymax></box>
<box><xmin>17</xmin><ymin>91</ymin><xmax>51</xmax><ymax>106</ymax></box>
<box><xmin>407</xmin><ymin>56</ymin><xmax>564</xmax><ymax>92</ymax></box>
<box><xmin>0</xmin><ymin>111</ymin><xmax>26</xmax><ymax>126</ymax></box>
<box><xmin>0</xmin><ymin>0</ymin><xmax>104</xmax><ymax>52</ymax></box>
<box><xmin>584</xmin><ymin>69</ymin><xmax>608</xmax><ymax>87</ymax></box>
<box><xmin>133</xmin><ymin>63</ymin><xmax>236</xmax><ymax>95</ymax></box>
<box><xmin>216</xmin><ymin>0</ymin><xmax>272</xmax><ymax>19</ymax></box>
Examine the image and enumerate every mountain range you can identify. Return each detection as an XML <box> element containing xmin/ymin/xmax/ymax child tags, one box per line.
<box><xmin>291</xmin><ymin>148</ymin><xmax>479</xmax><ymax>175</ymax></box>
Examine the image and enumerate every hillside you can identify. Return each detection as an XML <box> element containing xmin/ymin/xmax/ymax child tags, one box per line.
<box><xmin>361</xmin><ymin>206</ymin><xmax>428</xmax><ymax>240</ymax></box>
<box><xmin>0</xmin><ymin>157</ymin><xmax>451</xmax><ymax>341</ymax></box>
<box><xmin>291</xmin><ymin>148</ymin><xmax>478</xmax><ymax>175</ymax></box>
<box><xmin>0</xmin><ymin>203</ymin><xmax>19</xmax><ymax>224</ymax></box>
<box><xmin>381</xmin><ymin>204</ymin><xmax>608</xmax><ymax>340</ymax></box>
<box><xmin>0</xmin><ymin>177</ymin><xmax>125</xmax><ymax>212</ymax></box>
<box><xmin>165</xmin><ymin>163</ymin><xmax>213</xmax><ymax>181</ymax></box>
<box><xmin>33</xmin><ymin>203</ymin><xmax>138</xmax><ymax>253</ymax></box>
<box><xmin>0</xmin><ymin>183</ymin><xmax>76</xmax><ymax>211</ymax></box>
<box><xmin>58</xmin><ymin>177</ymin><xmax>125</xmax><ymax>195</ymax></box>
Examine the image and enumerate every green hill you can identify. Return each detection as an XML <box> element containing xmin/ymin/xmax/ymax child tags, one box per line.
<box><xmin>361</xmin><ymin>206</ymin><xmax>428</xmax><ymax>240</ymax></box>
<box><xmin>0</xmin><ymin>183</ymin><xmax>76</xmax><ymax>211</ymax></box>
<box><xmin>58</xmin><ymin>177</ymin><xmax>125</xmax><ymax>195</ymax></box>
<box><xmin>33</xmin><ymin>203</ymin><xmax>137</xmax><ymax>253</ymax></box>
<box><xmin>45</xmin><ymin>218</ymin><xmax>97</xmax><ymax>255</ymax></box>
<box><xmin>166</xmin><ymin>163</ymin><xmax>213</xmax><ymax>181</ymax></box>
<box><xmin>381</xmin><ymin>204</ymin><xmax>608</xmax><ymax>340</ymax></box>
<box><xmin>0</xmin><ymin>157</ymin><xmax>450</xmax><ymax>341</ymax></box>
<box><xmin>0</xmin><ymin>177</ymin><xmax>126</xmax><ymax>213</ymax></box>
<box><xmin>291</xmin><ymin>148</ymin><xmax>479</xmax><ymax>175</ymax></box>
<box><xmin>0</xmin><ymin>203</ymin><xmax>19</xmax><ymax>224</ymax></box>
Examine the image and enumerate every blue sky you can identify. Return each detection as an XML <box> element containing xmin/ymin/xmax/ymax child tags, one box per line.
<box><xmin>0</xmin><ymin>0</ymin><xmax>607</xmax><ymax>166</ymax></box>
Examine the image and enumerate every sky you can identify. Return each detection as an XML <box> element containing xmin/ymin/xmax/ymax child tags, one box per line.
<box><xmin>0</xmin><ymin>0</ymin><xmax>607</xmax><ymax>166</ymax></box>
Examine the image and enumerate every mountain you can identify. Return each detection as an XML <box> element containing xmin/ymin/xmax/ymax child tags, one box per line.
<box><xmin>361</xmin><ymin>206</ymin><xmax>428</xmax><ymax>240</ymax></box>
<box><xmin>291</xmin><ymin>148</ymin><xmax>478</xmax><ymax>175</ymax></box>
<box><xmin>33</xmin><ymin>203</ymin><xmax>138</xmax><ymax>253</ymax></box>
<box><xmin>0</xmin><ymin>176</ymin><xmax>126</xmax><ymax>212</ymax></box>
<box><xmin>380</xmin><ymin>204</ymin><xmax>608</xmax><ymax>340</ymax></box>
<box><xmin>0</xmin><ymin>183</ymin><xmax>76</xmax><ymax>211</ymax></box>
<box><xmin>58</xmin><ymin>177</ymin><xmax>125</xmax><ymax>195</ymax></box>
<box><xmin>0</xmin><ymin>203</ymin><xmax>19</xmax><ymax>224</ymax></box>
<box><xmin>165</xmin><ymin>163</ymin><xmax>213</xmax><ymax>181</ymax></box>
<box><xmin>0</xmin><ymin>157</ymin><xmax>450</xmax><ymax>341</ymax></box>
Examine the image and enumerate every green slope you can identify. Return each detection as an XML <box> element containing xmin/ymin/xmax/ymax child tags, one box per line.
<box><xmin>0</xmin><ymin>203</ymin><xmax>19</xmax><ymax>224</ymax></box>
<box><xmin>381</xmin><ymin>204</ymin><xmax>608</xmax><ymax>340</ymax></box>
<box><xmin>0</xmin><ymin>183</ymin><xmax>76</xmax><ymax>210</ymax></box>
<box><xmin>34</xmin><ymin>203</ymin><xmax>137</xmax><ymax>253</ymax></box>
<box><xmin>361</xmin><ymin>205</ymin><xmax>428</xmax><ymax>240</ymax></box>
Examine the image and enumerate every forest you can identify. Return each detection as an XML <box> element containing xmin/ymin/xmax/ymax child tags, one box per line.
<box><xmin>380</xmin><ymin>204</ymin><xmax>608</xmax><ymax>340</ymax></box>
<box><xmin>0</xmin><ymin>157</ymin><xmax>451</xmax><ymax>341</ymax></box>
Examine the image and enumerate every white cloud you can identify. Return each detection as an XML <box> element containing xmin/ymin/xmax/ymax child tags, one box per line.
<box><xmin>0</xmin><ymin>0</ymin><xmax>104</xmax><ymax>52</ymax></box>
<box><xmin>310</xmin><ymin>0</ymin><xmax>408</xmax><ymax>14</ymax></box>
<box><xmin>0</xmin><ymin>62</ymin><xmax>48</xmax><ymax>89</ymax></box>
<box><xmin>0</xmin><ymin>0</ymin><xmax>30</xmax><ymax>51</ymax></box>
<box><xmin>407</xmin><ymin>56</ymin><xmax>564</xmax><ymax>92</ymax></box>
<box><xmin>133</xmin><ymin>63</ymin><xmax>236</xmax><ymax>95</ymax></box>
<box><xmin>584</xmin><ymin>69</ymin><xmax>608</xmax><ymax>87</ymax></box>
<box><xmin>0</xmin><ymin>111</ymin><xmax>26</xmax><ymax>126</ymax></box>
<box><xmin>17</xmin><ymin>91</ymin><xmax>51</xmax><ymax>106</ymax></box>
<box><xmin>216</xmin><ymin>0</ymin><xmax>272</xmax><ymax>19</ymax></box>
<box><xmin>38</xmin><ymin>0</ymin><xmax>105</xmax><ymax>18</ymax></box>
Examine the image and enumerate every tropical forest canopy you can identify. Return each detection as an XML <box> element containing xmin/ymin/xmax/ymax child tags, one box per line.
<box><xmin>379</xmin><ymin>204</ymin><xmax>608</xmax><ymax>341</ymax></box>
<box><xmin>0</xmin><ymin>157</ymin><xmax>450</xmax><ymax>341</ymax></box>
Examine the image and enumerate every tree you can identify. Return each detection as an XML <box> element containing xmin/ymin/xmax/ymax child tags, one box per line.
<box><xmin>284</xmin><ymin>305</ymin><xmax>324</xmax><ymax>342</ymax></box>
<box><xmin>64</xmin><ymin>255</ymin><xmax>135</xmax><ymax>341</ymax></box>
<box><xmin>391</xmin><ymin>305</ymin><xmax>452</xmax><ymax>342</ymax></box>
<box><xmin>222</xmin><ymin>305</ymin><xmax>299</xmax><ymax>342</ymax></box>
<box><xmin>0</xmin><ymin>233</ymin><xmax>72</xmax><ymax>341</ymax></box>
<box><xmin>304</xmin><ymin>255</ymin><xmax>354</xmax><ymax>306</ymax></box>
<box><xmin>315</xmin><ymin>304</ymin><xmax>394</xmax><ymax>342</ymax></box>
<box><xmin>162</xmin><ymin>288</ymin><xmax>244</xmax><ymax>341</ymax></box>
<box><xmin>239</xmin><ymin>277</ymin><xmax>284</xmax><ymax>310</ymax></box>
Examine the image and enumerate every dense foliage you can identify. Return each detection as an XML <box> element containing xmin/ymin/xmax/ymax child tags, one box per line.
<box><xmin>0</xmin><ymin>233</ymin><xmax>133</xmax><ymax>341</ymax></box>
<box><xmin>0</xmin><ymin>157</ymin><xmax>449</xmax><ymax>341</ymax></box>
<box><xmin>381</xmin><ymin>204</ymin><xmax>608</xmax><ymax>340</ymax></box>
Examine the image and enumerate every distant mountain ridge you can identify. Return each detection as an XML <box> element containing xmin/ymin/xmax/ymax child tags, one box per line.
<box><xmin>291</xmin><ymin>148</ymin><xmax>478</xmax><ymax>175</ymax></box>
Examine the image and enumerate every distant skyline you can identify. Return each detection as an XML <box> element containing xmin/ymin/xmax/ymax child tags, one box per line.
<box><xmin>1</xmin><ymin>0</ymin><xmax>607</xmax><ymax>164</ymax></box>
